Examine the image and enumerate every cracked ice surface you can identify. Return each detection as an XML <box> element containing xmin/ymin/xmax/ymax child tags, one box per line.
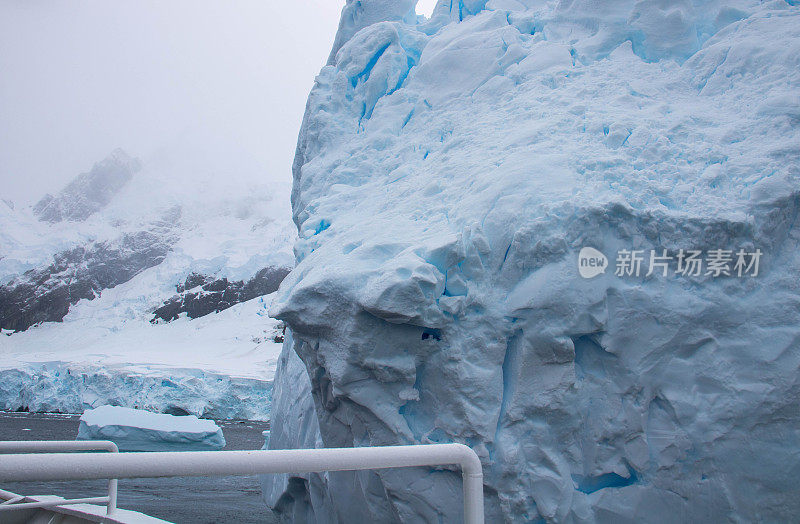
<box><xmin>265</xmin><ymin>0</ymin><xmax>800</xmax><ymax>522</ymax></box>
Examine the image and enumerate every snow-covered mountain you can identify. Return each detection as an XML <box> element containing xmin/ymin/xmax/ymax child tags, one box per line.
<box><xmin>0</xmin><ymin>150</ymin><xmax>296</xmax><ymax>420</ymax></box>
<box><xmin>33</xmin><ymin>148</ymin><xmax>142</xmax><ymax>223</ymax></box>
<box><xmin>263</xmin><ymin>0</ymin><xmax>800</xmax><ymax>522</ymax></box>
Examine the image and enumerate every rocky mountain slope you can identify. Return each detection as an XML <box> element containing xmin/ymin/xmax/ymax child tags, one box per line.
<box><xmin>33</xmin><ymin>148</ymin><xmax>141</xmax><ymax>223</ymax></box>
<box><xmin>0</xmin><ymin>150</ymin><xmax>295</xmax><ymax>419</ymax></box>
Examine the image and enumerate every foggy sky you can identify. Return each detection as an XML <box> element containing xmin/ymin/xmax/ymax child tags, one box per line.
<box><xmin>0</xmin><ymin>1</ymin><xmax>349</xmax><ymax>206</ymax></box>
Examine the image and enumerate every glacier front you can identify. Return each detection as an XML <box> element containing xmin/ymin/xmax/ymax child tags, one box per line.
<box><xmin>0</xmin><ymin>148</ymin><xmax>295</xmax><ymax>421</ymax></box>
<box><xmin>264</xmin><ymin>0</ymin><xmax>800</xmax><ymax>522</ymax></box>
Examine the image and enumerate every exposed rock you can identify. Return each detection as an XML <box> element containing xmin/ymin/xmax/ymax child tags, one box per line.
<box><xmin>0</xmin><ymin>229</ymin><xmax>173</xmax><ymax>332</ymax></box>
<box><xmin>152</xmin><ymin>266</ymin><xmax>292</xmax><ymax>323</ymax></box>
<box><xmin>33</xmin><ymin>148</ymin><xmax>141</xmax><ymax>223</ymax></box>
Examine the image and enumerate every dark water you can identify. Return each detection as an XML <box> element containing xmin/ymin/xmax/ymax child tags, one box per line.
<box><xmin>0</xmin><ymin>411</ymin><xmax>278</xmax><ymax>523</ymax></box>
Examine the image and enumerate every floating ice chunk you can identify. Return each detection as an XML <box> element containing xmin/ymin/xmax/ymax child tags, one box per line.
<box><xmin>77</xmin><ymin>405</ymin><xmax>225</xmax><ymax>451</ymax></box>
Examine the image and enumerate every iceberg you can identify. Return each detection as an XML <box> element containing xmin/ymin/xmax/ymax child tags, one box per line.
<box><xmin>264</xmin><ymin>0</ymin><xmax>800</xmax><ymax>522</ymax></box>
<box><xmin>77</xmin><ymin>405</ymin><xmax>225</xmax><ymax>452</ymax></box>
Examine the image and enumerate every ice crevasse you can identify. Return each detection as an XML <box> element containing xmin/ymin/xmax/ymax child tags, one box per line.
<box><xmin>263</xmin><ymin>0</ymin><xmax>800</xmax><ymax>522</ymax></box>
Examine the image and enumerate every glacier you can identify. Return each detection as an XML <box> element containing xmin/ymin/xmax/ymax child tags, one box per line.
<box><xmin>0</xmin><ymin>151</ymin><xmax>295</xmax><ymax>421</ymax></box>
<box><xmin>77</xmin><ymin>405</ymin><xmax>225</xmax><ymax>452</ymax></box>
<box><xmin>0</xmin><ymin>293</ymin><xmax>284</xmax><ymax>421</ymax></box>
<box><xmin>264</xmin><ymin>0</ymin><xmax>800</xmax><ymax>522</ymax></box>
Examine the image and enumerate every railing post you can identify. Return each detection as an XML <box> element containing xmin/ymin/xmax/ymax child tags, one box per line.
<box><xmin>103</xmin><ymin>442</ymin><xmax>119</xmax><ymax>516</ymax></box>
<box><xmin>462</xmin><ymin>470</ymin><xmax>484</xmax><ymax>524</ymax></box>
<box><xmin>107</xmin><ymin>476</ymin><xmax>118</xmax><ymax>515</ymax></box>
<box><xmin>0</xmin><ymin>440</ymin><xmax>119</xmax><ymax>516</ymax></box>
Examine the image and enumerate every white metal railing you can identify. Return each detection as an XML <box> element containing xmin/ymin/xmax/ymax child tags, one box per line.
<box><xmin>0</xmin><ymin>443</ymin><xmax>484</xmax><ymax>524</ymax></box>
<box><xmin>0</xmin><ymin>440</ymin><xmax>118</xmax><ymax>515</ymax></box>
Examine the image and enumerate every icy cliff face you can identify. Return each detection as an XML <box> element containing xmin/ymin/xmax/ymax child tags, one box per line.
<box><xmin>266</xmin><ymin>0</ymin><xmax>800</xmax><ymax>521</ymax></box>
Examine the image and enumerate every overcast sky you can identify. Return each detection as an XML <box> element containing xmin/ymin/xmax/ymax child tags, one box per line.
<box><xmin>0</xmin><ymin>1</ymin><xmax>439</xmax><ymax>206</ymax></box>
